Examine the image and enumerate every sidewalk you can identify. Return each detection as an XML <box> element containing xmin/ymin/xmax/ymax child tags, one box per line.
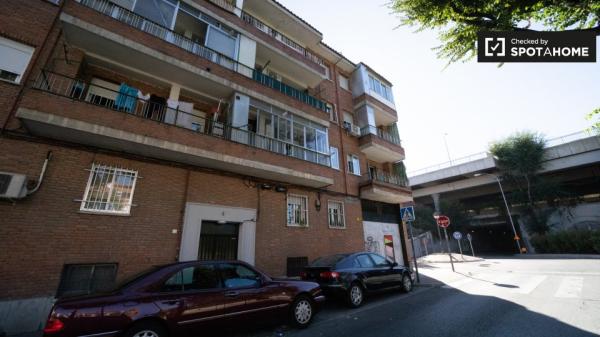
<box><xmin>418</xmin><ymin>253</ymin><xmax>484</xmax><ymax>264</ymax></box>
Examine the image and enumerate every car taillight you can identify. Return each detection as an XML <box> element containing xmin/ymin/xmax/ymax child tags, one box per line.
<box><xmin>319</xmin><ymin>271</ymin><xmax>340</xmax><ymax>279</ymax></box>
<box><xmin>43</xmin><ymin>318</ymin><xmax>64</xmax><ymax>334</ymax></box>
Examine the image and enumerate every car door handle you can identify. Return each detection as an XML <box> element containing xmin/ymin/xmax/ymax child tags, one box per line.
<box><xmin>224</xmin><ymin>291</ymin><xmax>239</xmax><ymax>298</ymax></box>
<box><xmin>160</xmin><ymin>300</ymin><xmax>181</xmax><ymax>306</ymax></box>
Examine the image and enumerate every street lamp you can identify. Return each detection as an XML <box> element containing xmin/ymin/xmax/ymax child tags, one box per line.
<box><xmin>474</xmin><ymin>172</ymin><xmax>523</xmax><ymax>254</ymax></box>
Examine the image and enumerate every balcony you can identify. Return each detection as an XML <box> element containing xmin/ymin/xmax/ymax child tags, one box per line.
<box><xmin>18</xmin><ymin>71</ymin><xmax>334</xmax><ymax>188</ymax></box>
<box><xmin>360</xmin><ymin>171</ymin><xmax>412</xmax><ymax>204</ymax></box>
<box><xmin>359</xmin><ymin>126</ymin><xmax>405</xmax><ymax>162</ymax></box>
<box><xmin>73</xmin><ymin>0</ymin><xmax>330</xmax><ymax>114</ymax></box>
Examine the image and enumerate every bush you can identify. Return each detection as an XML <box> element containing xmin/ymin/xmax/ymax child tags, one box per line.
<box><xmin>531</xmin><ymin>229</ymin><xmax>600</xmax><ymax>254</ymax></box>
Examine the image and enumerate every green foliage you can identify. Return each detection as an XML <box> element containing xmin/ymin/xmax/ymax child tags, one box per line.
<box><xmin>587</xmin><ymin>108</ymin><xmax>600</xmax><ymax>134</ymax></box>
<box><xmin>530</xmin><ymin>229</ymin><xmax>600</xmax><ymax>254</ymax></box>
<box><xmin>389</xmin><ymin>0</ymin><xmax>600</xmax><ymax>64</ymax></box>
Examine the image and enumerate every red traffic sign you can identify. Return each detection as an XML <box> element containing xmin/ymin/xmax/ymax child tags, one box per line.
<box><xmin>436</xmin><ymin>215</ymin><xmax>450</xmax><ymax>228</ymax></box>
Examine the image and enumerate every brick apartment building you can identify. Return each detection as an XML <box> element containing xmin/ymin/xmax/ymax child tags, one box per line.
<box><xmin>0</xmin><ymin>0</ymin><xmax>412</xmax><ymax>333</ymax></box>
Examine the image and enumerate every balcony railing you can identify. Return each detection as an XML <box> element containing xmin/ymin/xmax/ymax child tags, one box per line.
<box><xmin>208</xmin><ymin>0</ymin><xmax>237</xmax><ymax>13</ymax></box>
<box><xmin>360</xmin><ymin>125</ymin><xmax>401</xmax><ymax>146</ymax></box>
<box><xmin>76</xmin><ymin>0</ymin><xmax>330</xmax><ymax>114</ymax></box>
<box><xmin>31</xmin><ymin>71</ymin><xmax>331</xmax><ymax>167</ymax></box>
<box><xmin>253</xmin><ymin>71</ymin><xmax>330</xmax><ymax>113</ymax></box>
<box><xmin>366</xmin><ymin>171</ymin><xmax>409</xmax><ymax>188</ymax></box>
<box><xmin>240</xmin><ymin>11</ymin><xmax>326</xmax><ymax>68</ymax></box>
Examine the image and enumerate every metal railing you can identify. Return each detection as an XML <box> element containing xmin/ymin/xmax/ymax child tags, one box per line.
<box><xmin>366</xmin><ymin>171</ymin><xmax>409</xmax><ymax>187</ymax></box>
<box><xmin>407</xmin><ymin>152</ymin><xmax>491</xmax><ymax>177</ymax></box>
<box><xmin>240</xmin><ymin>11</ymin><xmax>326</xmax><ymax>68</ymax></box>
<box><xmin>208</xmin><ymin>0</ymin><xmax>237</xmax><ymax>13</ymax></box>
<box><xmin>31</xmin><ymin>71</ymin><xmax>331</xmax><ymax>167</ymax></box>
<box><xmin>252</xmin><ymin>71</ymin><xmax>330</xmax><ymax>112</ymax></box>
<box><xmin>77</xmin><ymin>0</ymin><xmax>330</xmax><ymax>113</ymax></box>
<box><xmin>360</xmin><ymin>125</ymin><xmax>402</xmax><ymax>146</ymax></box>
<box><xmin>546</xmin><ymin>130</ymin><xmax>598</xmax><ymax>147</ymax></box>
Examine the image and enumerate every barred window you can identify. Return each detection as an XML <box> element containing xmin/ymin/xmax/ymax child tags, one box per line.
<box><xmin>328</xmin><ymin>201</ymin><xmax>345</xmax><ymax>229</ymax></box>
<box><xmin>287</xmin><ymin>194</ymin><xmax>308</xmax><ymax>227</ymax></box>
<box><xmin>80</xmin><ymin>164</ymin><xmax>138</xmax><ymax>215</ymax></box>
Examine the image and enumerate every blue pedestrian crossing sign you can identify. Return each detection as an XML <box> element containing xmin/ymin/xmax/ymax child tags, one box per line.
<box><xmin>400</xmin><ymin>206</ymin><xmax>415</xmax><ymax>222</ymax></box>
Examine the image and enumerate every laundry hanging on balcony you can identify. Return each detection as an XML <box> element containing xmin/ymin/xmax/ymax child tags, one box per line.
<box><xmin>115</xmin><ymin>83</ymin><xmax>139</xmax><ymax>112</ymax></box>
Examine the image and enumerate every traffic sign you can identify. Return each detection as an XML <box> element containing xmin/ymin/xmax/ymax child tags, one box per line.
<box><xmin>436</xmin><ymin>215</ymin><xmax>450</xmax><ymax>228</ymax></box>
<box><xmin>453</xmin><ymin>231</ymin><xmax>462</xmax><ymax>240</ymax></box>
<box><xmin>466</xmin><ymin>233</ymin><xmax>472</xmax><ymax>241</ymax></box>
<box><xmin>400</xmin><ymin>206</ymin><xmax>415</xmax><ymax>222</ymax></box>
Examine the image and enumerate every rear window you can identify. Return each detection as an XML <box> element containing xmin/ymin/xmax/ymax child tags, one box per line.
<box><xmin>310</xmin><ymin>254</ymin><xmax>348</xmax><ymax>267</ymax></box>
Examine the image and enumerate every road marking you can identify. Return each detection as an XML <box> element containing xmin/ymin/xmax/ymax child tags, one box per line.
<box><xmin>511</xmin><ymin>275</ymin><xmax>547</xmax><ymax>294</ymax></box>
<box><xmin>554</xmin><ymin>276</ymin><xmax>584</xmax><ymax>298</ymax></box>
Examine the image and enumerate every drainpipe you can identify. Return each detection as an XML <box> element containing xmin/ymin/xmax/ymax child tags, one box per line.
<box><xmin>332</xmin><ymin>58</ymin><xmax>349</xmax><ymax>196</ymax></box>
<box><xmin>27</xmin><ymin>151</ymin><xmax>53</xmax><ymax>195</ymax></box>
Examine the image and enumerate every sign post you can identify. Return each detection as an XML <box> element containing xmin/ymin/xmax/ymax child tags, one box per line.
<box><xmin>453</xmin><ymin>231</ymin><xmax>463</xmax><ymax>259</ymax></box>
<box><xmin>436</xmin><ymin>215</ymin><xmax>454</xmax><ymax>272</ymax></box>
<box><xmin>467</xmin><ymin>233</ymin><xmax>475</xmax><ymax>257</ymax></box>
<box><xmin>401</xmin><ymin>206</ymin><xmax>419</xmax><ymax>283</ymax></box>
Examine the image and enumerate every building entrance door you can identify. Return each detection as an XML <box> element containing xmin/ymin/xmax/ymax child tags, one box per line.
<box><xmin>198</xmin><ymin>221</ymin><xmax>239</xmax><ymax>260</ymax></box>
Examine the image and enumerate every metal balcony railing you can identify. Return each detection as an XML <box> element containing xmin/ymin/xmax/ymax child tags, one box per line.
<box><xmin>253</xmin><ymin>71</ymin><xmax>330</xmax><ymax>113</ymax></box>
<box><xmin>239</xmin><ymin>11</ymin><xmax>326</xmax><ymax>68</ymax></box>
<box><xmin>31</xmin><ymin>71</ymin><xmax>331</xmax><ymax>167</ymax></box>
<box><xmin>77</xmin><ymin>0</ymin><xmax>330</xmax><ymax>113</ymax></box>
<box><xmin>366</xmin><ymin>171</ymin><xmax>409</xmax><ymax>188</ymax></box>
<box><xmin>208</xmin><ymin>0</ymin><xmax>237</xmax><ymax>13</ymax></box>
<box><xmin>360</xmin><ymin>125</ymin><xmax>402</xmax><ymax>146</ymax></box>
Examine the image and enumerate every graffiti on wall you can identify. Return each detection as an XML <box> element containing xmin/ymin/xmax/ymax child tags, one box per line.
<box><xmin>365</xmin><ymin>236</ymin><xmax>381</xmax><ymax>254</ymax></box>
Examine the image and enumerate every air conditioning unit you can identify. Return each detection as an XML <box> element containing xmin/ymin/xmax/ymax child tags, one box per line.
<box><xmin>0</xmin><ymin>172</ymin><xmax>28</xmax><ymax>199</ymax></box>
<box><xmin>351</xmin><ymin>125</ymin><xmax>361</xmax><ymax>137</ymax></box>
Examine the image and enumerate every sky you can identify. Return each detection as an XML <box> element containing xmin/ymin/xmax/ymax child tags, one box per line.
<box><xmin>278</xmin><ymin>0</ymin><xmax>600</xmax><ymax>174</ymax></box>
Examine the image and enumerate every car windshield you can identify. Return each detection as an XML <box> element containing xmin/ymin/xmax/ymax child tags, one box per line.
<box><xmin>310</xmin><ymin>254</ymin><xmax>348</xmax><ymax>267</ymax></box>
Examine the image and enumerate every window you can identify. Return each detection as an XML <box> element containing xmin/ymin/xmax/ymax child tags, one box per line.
<box><xmin>370</xmin><ymin>254</ymin><xmax>390</xmax><ymax>267</ymax></box>
<box><xmin>57</xmin><ymin>263</ymin><xmax>117</xmax><ymax>297</ymax></box>
<box><xmin>0</xmin><ymin>37</ymin><xmax>34</xmax><ymax>84</ymax></box>
<box><xmin>356</xmin><ymin>255</ymin><xmax>374</xmax><ymax>268</ymax></box>
<box><xmin>80</xmin><ymin>164</ymin><xmax>138</xmax><ymax>215</ymax></box>
<box><xmin>347</xmin><ymin>154</ymin><xmax>361</xmax><ymax>175</ymax></box>
<box><xmin>338</xmin><ymin>74</ymin><xmax>349</xmax><ymax>91</ymax></box>
<box><xmin>86</xmin><ymin>78</ymin><xmax>120</xmax><ymax>108</ymax></box>
<box><xmin>328</xmin><ymin>104</ymin><xmax>338</xmax><ymax>123</ymax></box>
<box><xmin>330</xmin><ymin>146</ymin><xmax>339</xmax><ymax>170</ymax></box>
<box><xmin>325</xmin><ymin>65</ymin><xmax>332</xmax><ymax>80</ymax></box>
<box><xmin>287</xmin><ymin>194</ymin><xmax>308</xmax><ymax>226</ymax></box>
<box><xmin>219</xmin><ymin>263</ymin><xmax>260</xmax><ymax>289</ymax></box>
<box><xmin>163</xmin><ymin>264</ymin><xmax>220</xmax><ymax>292</ymax></box>
<box><xmin>328</xmin><ymin>201</ymin><xmax>345</xmax><ymax>229</ymax></box>
<box><xmin>368</xmin><ymin>75</ymin><xmax>393</xmax><ymax>102</ymax></box>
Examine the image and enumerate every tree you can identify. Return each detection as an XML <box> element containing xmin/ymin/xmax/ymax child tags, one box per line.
<box><xmin>490</xmin><ymin>131</ymin><xmax>548</xmax><ymax>233</ymax></box>
<box><xmin>389</xmin><ymin>0</ymin><xmax>600</xmax><ymax>64</ymax></box>
<box><xmin>587</xmin><ymin>108</ymin><xmax>600</xmax><ymax>134</ymax></box>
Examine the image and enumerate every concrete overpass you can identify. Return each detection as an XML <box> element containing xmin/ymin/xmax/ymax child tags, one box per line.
<box><xmin>409</xmin><ymin>131</ymin><xmax>600</xmax><ymax>202</ymax></box>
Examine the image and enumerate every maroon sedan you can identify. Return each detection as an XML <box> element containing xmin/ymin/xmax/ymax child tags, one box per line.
<box><xmin>43</xmin><ymin>260</ymin><xmax>325</xmax><ymax>337</ymax></box>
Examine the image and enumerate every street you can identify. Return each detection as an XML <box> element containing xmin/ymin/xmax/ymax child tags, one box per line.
<box><xmin>229</xmin><ymin>257</ymin><xmax>600</xmax><ymax>337</ymax></box>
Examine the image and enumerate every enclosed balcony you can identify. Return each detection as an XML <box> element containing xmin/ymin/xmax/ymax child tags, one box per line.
<box><xmin>360</xmin><ymin>171</ymin><xmax>412</xmax><ymax>204</ymax></box>
<box><xmin>18</xmin><ymin>70</ymin><xmax>334</xmax><ymax>188</ymax></box>
<box><xmin>359</xmin><ymin>125</ymin><xmax>405</xmax><ymax>162</ymax></box>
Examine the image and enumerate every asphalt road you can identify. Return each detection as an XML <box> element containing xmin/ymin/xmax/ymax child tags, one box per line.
<box><xmin>222</xmin><ymin>257</ymin><xmax>600</xmax><ymax>337</ymax></box>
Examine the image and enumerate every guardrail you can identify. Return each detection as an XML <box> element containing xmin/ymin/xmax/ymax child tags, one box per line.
<box><xmin>31</xmin><ymin>71</ymin><xmax>331</xmax><ymax>167</ymax></box>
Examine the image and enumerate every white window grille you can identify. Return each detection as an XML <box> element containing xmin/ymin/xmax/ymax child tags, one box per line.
<box><xmin>328</xmin><ymin>201</ymin><xmax>345</xmax><ymax>229</ymax></box>
<box><xmin>80</xmin><ymin>164</ymin><xmax>138</xmax><ymax>215</ymax></box>
<box><xmin>287</xmin><ymin>194</ymin><xmax>308</xmax><ymax>227</ymax></box>
<box><xmin>347</xmin><ymin>154</ymin><xmax>361</xmax><ymax>176</ymax></box>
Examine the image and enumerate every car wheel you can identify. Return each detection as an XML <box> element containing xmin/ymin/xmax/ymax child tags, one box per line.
<box><xmin>347</xmin><ymin>283</ymin><xmax>364</xmax><ymax>308</ymax></box>
<box><xmin>290</xmin><ymin>295</ymin><xmax>314</xmax><ymax>328</ymax></box>
<box><xmin>401</xmin><ymin>274</ymin><xmax>413</xmax><ymax>293</ymax></box>
<box><xmin>124</xmin><ymin>321</ymin><xmax>167</xmax><ymax>337</ymax></box>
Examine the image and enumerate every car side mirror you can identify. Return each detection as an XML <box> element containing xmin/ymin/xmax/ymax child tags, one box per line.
<box><xmin>390</xmin><ymin>262</ymin><xmax>398</xmax><ymax>268</ymax></box>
